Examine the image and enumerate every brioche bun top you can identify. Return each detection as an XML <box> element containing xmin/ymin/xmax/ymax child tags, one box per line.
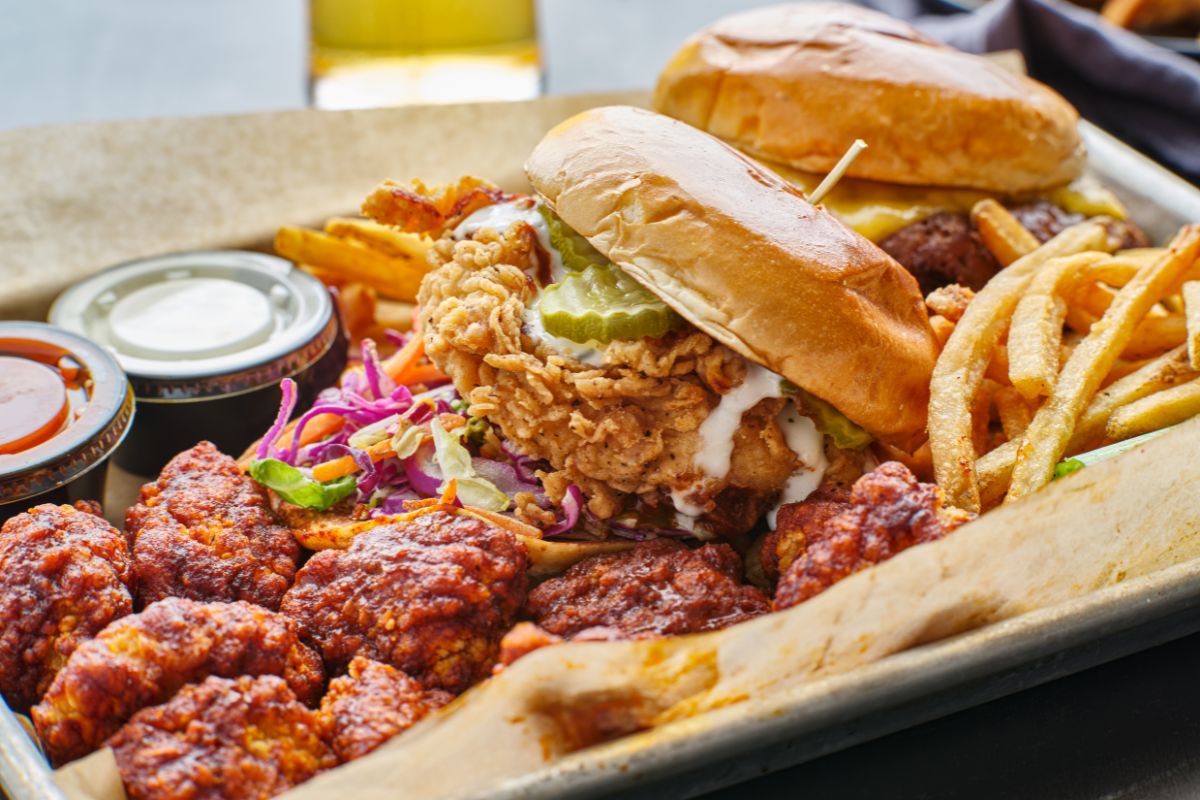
<box><xmin>653</xmin><ymin>3</ymin><xmax>1085</xmax><ymax>193</ymax></box>
<box><xmin>525</xmin><ymin>105</ymin><xmax>938</xmax><ymax>447</ymax></box>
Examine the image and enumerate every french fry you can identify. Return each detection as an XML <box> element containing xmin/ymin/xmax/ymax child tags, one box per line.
<box><xmin>1067</xmin><ymin>345</ymin><xmax>1196</xmax><ymax>451</ymax></box>
<box><xmin>324</xmin><ymin>217</ymin><xmax>433</xmax><ymax>262</ymax></box>
<box><xmin>985</xmin><ymin>342</ymin><xmax>1011</xmax><ymax>386</ymax></box>
<box><xmin>976</xmin><ymin>439</ymin><xmax>1018</xmax><ymax>510</ymax></box>
<box><xmin>929</xmin><ymin>221</ymin><xmax>1110</xmax><ymax>512</ymax></box>
<box><xmin>1184</xmin><ymin>281</ymin><xmax>1200</xmax><ymax>369</ymax></box>
<box><xmin>1006</xmin><ymin>226</ymin><xmax>1200</xmax><ymax>502</ymax></box>
<box><xmin>929</xmin><ymin>314</ymin><xmax>955</xmax><ymax>348</ymax></box>
<box><xmin>973</xmin><ymin>380</ymin><xmax>1000</xmax><ymax>455</ymax></box>
<box><xmin>1122</xmin><ymin>313</ymin><xmax>1187</xmax><ymax>359</ymax></box>
<box><xmin>971</xmin><ymin>199</ymin><xmax>1040</xmax><ymax>266</ymax></box>
<box><xmin>994</xmin><ymin>386</ymin><xmax>1034</xmax><ymax>440</ymax></box>
<box><xmin>275</xmin><ymin>226</ymin><xmax>429</xmax><ymax>301</ymax></box>
<box><xmin>1008</xmin><ymin>252</ymin><xmax>1109</xmax><ymax>400</ymax></box>
<box><xmin>1106</xmin><ymin>376</ymin><xmax>1200</xmax><ymax>440</ymax></box>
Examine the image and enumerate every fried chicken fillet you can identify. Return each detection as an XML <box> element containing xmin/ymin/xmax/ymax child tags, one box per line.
<box><xmin>32</xmin><ymin>597</ymin><xmax>324</xmax><ymax>766</ymax></box>
<box><xmin>415</xmin><ymin>222</ymin><xmax>802</xmax><ymax>535</ymax></box>
<box><xmin>108</xmin><ymin>675</ymin><xmax>334</xmax><ymax>800</ymax></box>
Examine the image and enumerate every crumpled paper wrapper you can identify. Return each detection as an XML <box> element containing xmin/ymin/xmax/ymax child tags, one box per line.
<box><xmin>7</xmin><ymin>92</ymin><xmax>1198</xmax><ymax>800</ymax></box>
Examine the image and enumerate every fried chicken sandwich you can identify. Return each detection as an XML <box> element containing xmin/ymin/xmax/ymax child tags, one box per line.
<box><xmin>653</xmin><ymin>3</ymin><xmax>1145</xmax><ymax>294</ymax></box>
<box><xmin>346</xmin><ymin>105</ymin><xmax>937</xmax><ymax>542</ymax></box>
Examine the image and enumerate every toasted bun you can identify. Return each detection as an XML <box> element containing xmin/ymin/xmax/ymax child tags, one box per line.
<box><xmin>653</xmin><ymin>3</ymin><xmax>1085</xmax><ymax>193</ymax></box>
<box><xmin>525</xmin><ymin>106</ymin><xmax>938</xmax><ymax>448</ymax></box>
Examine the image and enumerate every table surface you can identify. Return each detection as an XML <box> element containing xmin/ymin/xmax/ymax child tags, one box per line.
<box><xmin>5</xmin><ymin>2</ymin><xmax>1200</xmax><ymax>799</ymax></box>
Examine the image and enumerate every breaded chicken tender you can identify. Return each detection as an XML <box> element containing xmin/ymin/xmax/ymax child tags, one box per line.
<box><xmin>526</xmin><ymin>539</ymin><xmax>770</xmax><ymax>639</ymax></box>
<box><xmin>319</xmin><ymin>657</ymin><xmax>452</xmax><ymax>763</ymax></box>
<box><xmin>417</xmin><ymin>223</ymin><xmax>802</xmax><ymax>535</ymax></box>
<box><xmin>773</xmin><ymin>463</ymin><xmax>974</xmax><ymax>609</ymax></box>
<box><xmin>109</xmin><ymin>675</ymin><xmax>335</xmax><ymax>800</ymax></box>
<box><xmin>0</xmin><ymin>504</ymin><xmax>132</xmax><ymax>713</ymax></box>
<box><xmin>281</xmin><ymin>510</ymin><xmax>527</xmax><ymax>694</ymax></box>
<box><xmin>126</xmin><ymin>441</ymin><xmax>300</xmax><ymax>609</ymax></box>
<box><xmin>32</xmin><ymin>597</ymin><xmax>324</xmax><ymax>766</ymax></box>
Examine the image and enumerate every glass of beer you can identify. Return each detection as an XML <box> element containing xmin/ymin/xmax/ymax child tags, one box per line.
<box><xmin>310</xmin><ymin>0</ymin><xmax>541</xmax><ymax>110</ymax></box>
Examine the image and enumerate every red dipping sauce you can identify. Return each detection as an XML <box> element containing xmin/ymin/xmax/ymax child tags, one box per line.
<box><xmin>0</xmin><ymin>323</ymin><xmax>134</xmax><ymax>524</ymax></box>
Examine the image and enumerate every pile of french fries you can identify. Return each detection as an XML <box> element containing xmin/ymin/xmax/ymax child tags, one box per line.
<box><xmin>928</xmin><ymin>200</ymin><xmax>1200</xmax><ymax>512</ymax></box>
<box><xmin>275</xmin><ymin>217</ymin><xmax>433</xmax><ymax>343</ymax></box>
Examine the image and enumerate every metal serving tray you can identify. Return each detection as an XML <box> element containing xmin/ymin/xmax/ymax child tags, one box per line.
<box><xmin>3</xmin><ymin>121</ymin><xmax>1200</xmax><ymax>800</ymax></box>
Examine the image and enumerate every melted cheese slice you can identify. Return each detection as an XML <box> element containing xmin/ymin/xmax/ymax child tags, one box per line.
<box><xmin>765</xmin><ymin>161</ymin><xmax>1128</xmax><ymax>242</ymax></box>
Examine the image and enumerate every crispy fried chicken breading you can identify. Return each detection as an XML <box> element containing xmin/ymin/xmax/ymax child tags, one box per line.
<box><xmin>32</xmin><ymin>597</ymin><xmax>324</xmax><ymax>766</ymax></box>
<box><xmin>773</xmin><ymin>462</ymin><xmax>974</xmax><ymax>610</ymax></box>
<box><xmin>362</xmin><ymin>177</ymin><xmax>509</xmax><ymax>239</ymax></box>
<box><xmin>126</xmin><ymin>441</ymin><xmax>300</xmax><ymax>609</ymax></box>
<box><xmin>108</xmin><ymin>675</ymin><xmax>335</xmax><ymax>800</ymax></box>
<box><xmin>319</xmin><ymin>657</ymin><xmax>452</xmax><ymax>763</ymax></box>
<box><xmin>280</xmin><ymin>510</ymin><xmax>527</xmax><ymax>694</ymax></box>
<box><xmin>416</xmin><ymin>223</ymin><xmax>801</xmax><ymax>534</ymax></box>
<box><xmin>526</xmin><ymin>539</ymin><xmax>770</xmax><ymax>639</ymax></box>
<box><xmin>0</xmin><ymin>504</ymin><xmax>132</xmax><ymax>713</ymax></box>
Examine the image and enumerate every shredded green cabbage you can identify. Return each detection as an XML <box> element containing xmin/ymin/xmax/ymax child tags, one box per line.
<box><xmin>429</xmin><ymin>418</ymin><xmax>510</xmax><ymax>511</ymax></box>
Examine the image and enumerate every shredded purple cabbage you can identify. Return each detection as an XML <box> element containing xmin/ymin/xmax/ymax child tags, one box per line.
<box><xmin>258</xmin><ymin>378</ymin><xmax>297</xmax><ymax>460</ymax></box>
<box><xmin>543</xmin><ymin>484</ymin><xmax>583</xmax><ymax>537</ymax></box>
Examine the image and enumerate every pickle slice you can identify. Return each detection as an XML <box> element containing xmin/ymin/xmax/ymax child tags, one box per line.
<box><xmin>540</xmin><ymin>263</ymin><xmax>681</xmax><ymax>343</ymax></box>
<box><xmin>537</xmin><ymin>205</ymin><xmax>607</xmax><ymax>271</ymax></box>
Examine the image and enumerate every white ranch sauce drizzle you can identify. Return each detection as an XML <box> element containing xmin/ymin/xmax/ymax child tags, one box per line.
<box><xmin>670</xmin><ymin>362</ymin><xmax>828</xmax><ymax>527</ymax></box>
<box><xmin>455</xmin><ymin>198</ymin><xmax>605</xmax><ymax>366</ymax></box>
<box><xmin>767</xmin><ymin>409</ymin><xmax>829</xmax><ymax>529</ymax></box>
<box><xmin>453</xmin><ymin>198</ymin><xmax>567</xmax><ymax>284</ymax></box>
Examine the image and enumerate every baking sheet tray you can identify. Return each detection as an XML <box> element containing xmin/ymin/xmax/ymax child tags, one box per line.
<box><xmin>1</xmin><ymin>98</ymin><xmax>1198</xmax><ymax>800</ymax></box>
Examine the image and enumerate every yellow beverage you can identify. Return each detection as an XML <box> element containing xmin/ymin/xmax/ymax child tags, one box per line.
<box><xmin>310</xmin><ymin>0</ymin><xmax>540</xmax><ymax>109</ymax></box>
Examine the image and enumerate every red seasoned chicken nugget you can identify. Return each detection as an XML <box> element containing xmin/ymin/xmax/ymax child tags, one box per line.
<box><xmin>774</xmin><ymin>462</ymin><xmax>973</xmax><ymax>609</ymax></box>
<box><xmin>526</xmin><ymin>539</ymin><xmax>769</xmax><ymax>639</ymax></box>
<box><xmin>0</xmin><ymin>504</ymin><xmax>132</xmax><ymax>713</ymax></box>
<box><xmin>319</xmin><ymin>657</ymin><xmax>451</xmax><ymax>763</ymax></box>
<box><xmin>32</xmin><ymin>597</ymin><xmax>323</xmax><ymax>766</ymax></box>
<box><xmin>109</xmin><ymin>675</ymin><xmax>335</xmax><ymax>800</ymax></box>
<box><xmin>126</xmin><ymin>441</ymin><xmax>299</xmax><ymax>609</ymax></box>
<box><xmin>281</xmin><ymin>510</ymin><xmax>527</xmax><ymax>694</ymax></box>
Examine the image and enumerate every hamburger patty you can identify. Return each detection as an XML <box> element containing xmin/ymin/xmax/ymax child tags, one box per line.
<box><xmin>880</xmin><ymin>201</ymin><xmax>1149</xmax><ymax>293</ymax></box>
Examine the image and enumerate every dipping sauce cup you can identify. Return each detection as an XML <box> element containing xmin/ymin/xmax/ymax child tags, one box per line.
<box><xmin>50</xmin><ymin>251</ymin><xmax>346</xmax><ymax>475</ymax></box>
<box><xmin>0</xmin><ymin>322</ymin><xmax>134</xmax><ymax>525</ymax></box>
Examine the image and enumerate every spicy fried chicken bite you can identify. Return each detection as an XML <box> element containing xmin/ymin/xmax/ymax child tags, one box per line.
<box><xmin>773</xmin><ymin>462</ymin><xmax>974</xmax><ymax>610</ymax></box>
<box><xmin>0</xmin><ymin>504</ymin><xmax>132</xmax><ymax>713</ymax></box>
<box><xmin>126</xmin><ymin>441</ymin><xmax>300</xmax><ymax>609</ymax></box>
<box><xmin>525</xmin><ymin>539</ymin><xmax>769</xmax><ymax>640</ymax></box>
<box><xmin>109</xmin><ymin>675</ymin><xmax>335</xmax><ymax>800</ymax></box>
<box><xmin>281</xmin><ymin>510</ymin><xmax>527</xmax><ymax>694</ymax></box>
<box><xmin>319</xmin><ymin>656</ymin><xmax>452</xmax><ymax>763</ymax></box>
<box><xmin>32</xmin><ymin>597</ymin><xmax>324</xmax><ymax>766</ymax></box>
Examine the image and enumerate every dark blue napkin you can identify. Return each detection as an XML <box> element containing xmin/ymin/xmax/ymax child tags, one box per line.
<box><xmin>865</xmin><ymin>0</ymin><xmax>1200</xmax><ymax>183</ymax></box>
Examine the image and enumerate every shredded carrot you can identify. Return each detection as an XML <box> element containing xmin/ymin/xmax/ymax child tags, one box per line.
<box><xmin>275</xmin><ymin>413</ymin><xmax>345</xmax><ymax>451</ymax></box>
<box><xmin>393</xmin><ymin>363</ymin><xmax>449</xmax><ymax>387</ymax></box>
<box><xmin>382</xmin><ymin>333</ymin><xmax>425</xmax><ymax>382</ymax></box>
<box><xmin>310</xmin><ymin>437</ymin><xmax>404</xmax><ymax>482</ymax></box>
<box><xmin>396</xmin><ymin>503</ymin><xmax>457</xmax><ymax>522</ymax></box>
<box><xmin>311</xmin><ymin>456</ymin><xmax>356</xmax><ymax>483</ymax></box>
<box><xmin>439</xmin><ymin>479</ymin><xmax>458</xmax><ymax>505</ymax></box>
